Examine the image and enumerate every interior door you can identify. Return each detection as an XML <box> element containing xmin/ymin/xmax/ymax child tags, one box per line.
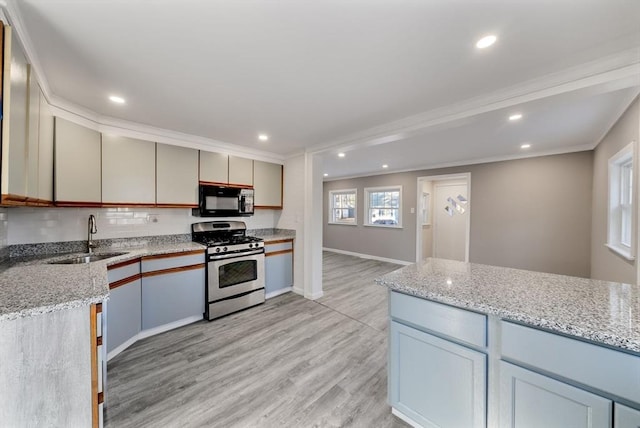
<box><xmin>434</xmin><ymin>181</ymin><xmax>469</xmax><ymax>261</ymax></box>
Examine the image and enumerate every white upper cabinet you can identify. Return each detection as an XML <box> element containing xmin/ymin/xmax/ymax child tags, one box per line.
<box><xmin>199</xmin><ymin>151</ymin><xmax>228</xmax><ymax>184</ymax></box>
<box><xmin>54</xmin><ymin>117</ymin><xmax>102</xmax><ymax>204</ymax></box>
<box><xmin>1</xmin><ymin>25</ymin><xmax>29</xmax><ymax>202</ymax></box>
<box><xmin>26</xmin><ymin>66</ymin><xmax>40</xmax><ymax>201</ymax></box>
<box><xmin>102</xmin><ymin>134</ymin><xmax>156</xmax><ymax>205</ymax></box>
<box><xmin>228</xmin><ymin>155</ymin><xmax>253</xmax><ymax>186</ymax></box>
<box><xmin>156</xmin><ymin>143</ymin><xmax>198</xmax><ymax>206</ymax></box>
<box><xmin>37</xmin><ymin>86</ymin><xmax>54</xmax><ymax>203</ymax></box>
<box><xmin>253</xmin><ymin>160</ymin><xmax>283</xmax><ymax>208</ymax></box>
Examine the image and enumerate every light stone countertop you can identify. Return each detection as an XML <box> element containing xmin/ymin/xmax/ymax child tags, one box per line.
<box><xmin>0</xmin><ymin>242</ymin><xmax>206</xmax><ymax>322</ymax></box>
<box><xmin>375</xmin><ymin>258</ymin><xmax>640</xmax><ymax>354</ymax></box>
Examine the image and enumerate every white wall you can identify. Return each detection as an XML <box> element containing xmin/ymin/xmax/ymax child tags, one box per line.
<box><xmin>8</xmin><ymin>206</ymin><xmax>281</xmax><ymax>244</ymax></box>
<box><xmin>0</xmin><ymin>208</ymin><xmax>8</xmax><ymax>253</ymax></box>
<box><xmin>277</xmin><ymin>154</ymin><xmax>305</xmax><ymax>295</ymax></box>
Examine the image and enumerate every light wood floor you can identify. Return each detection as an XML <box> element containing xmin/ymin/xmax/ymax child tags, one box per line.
<box><xmin>105</xmin><ymin>251</ymin><xmax>407</xmax><ymax>428</ymax></box>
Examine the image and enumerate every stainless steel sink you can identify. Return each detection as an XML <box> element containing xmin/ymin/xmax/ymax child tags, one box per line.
<box><xmin>49</xmin><ymin>252</ymin><xmax>128</xmax><ymax>264</ymax></box>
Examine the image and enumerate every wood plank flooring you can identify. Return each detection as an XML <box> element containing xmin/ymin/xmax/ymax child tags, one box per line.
<box><xmin>105</xmin><ymin>251</ymin><xmax>406</xmax><ymax>428</ymax></box>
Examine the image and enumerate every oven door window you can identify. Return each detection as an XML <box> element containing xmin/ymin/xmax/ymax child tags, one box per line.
<box><xmin>218</xmin><ymin>260</ymin><xmax>258</xmax><ymax>288</ymax></box>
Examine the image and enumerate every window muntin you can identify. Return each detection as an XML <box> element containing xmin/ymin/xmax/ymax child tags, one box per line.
<box><xmin>365</xmin><ymin>186</ymin><xmax>402</xmax><ymax>227</ymax></box>
<box><xmin>328</xmin><ymin>189</ymin><xmax>357</xmax><ymax>225</ymax></box>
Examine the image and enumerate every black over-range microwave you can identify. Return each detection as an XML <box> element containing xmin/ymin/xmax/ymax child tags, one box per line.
<box><xmin>196</xmin><ymin>184</ymin><xmax>254</xmax><ymax>217</ymax></box>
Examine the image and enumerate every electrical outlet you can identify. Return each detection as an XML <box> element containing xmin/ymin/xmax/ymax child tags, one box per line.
<box><xmin>147</xmin><ymin>214</ymin><xmax>159</xmax><ymax>223</ymax></box>
<box><xmin>410</xmin><ymin>207</ymin><xmax>415</xmax><ymax>214</ymax></box>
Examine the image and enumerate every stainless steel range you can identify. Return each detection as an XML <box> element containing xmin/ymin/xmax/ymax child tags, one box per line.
<box><xmin>191</xmin><ymin>221</ymin><xmax>265</xmax><ymax>320</ymax></box>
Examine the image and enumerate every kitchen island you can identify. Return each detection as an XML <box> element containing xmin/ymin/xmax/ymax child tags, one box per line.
<box><xmin>376</xmin><ymin>258</ymin><xmax>640</xmax><ymax>428</ymax></box>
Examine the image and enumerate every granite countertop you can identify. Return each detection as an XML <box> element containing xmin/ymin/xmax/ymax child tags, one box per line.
<box><xmin>376</xmin><ymin>258</ymin><xmax>640</xmax><ymax>354</ymax></box>
<box><xmin>249</xmin><ymin>229</ymin><xmax>296</xmax><ymax>242</ymax></box>
<box><xmin>0</xmin><ymin>242</ymin><xmax>205</xmax><ymax>322</ymax></box>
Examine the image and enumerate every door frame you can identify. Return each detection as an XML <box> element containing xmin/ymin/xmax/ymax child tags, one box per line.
<box><xmin>416</xmin><ymin>173</ymin><xmax>471</xmax><ymax>263</ymax></box>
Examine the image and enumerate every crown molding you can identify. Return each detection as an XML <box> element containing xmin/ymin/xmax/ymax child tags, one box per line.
<box><xmin>323</xmin><ymin>143</ymin><xmax>596</xmax><ymax>182</ymax></box>
<box><xmin>310</xmin><ymin>50</ymin><xmax>640</xmax><ymax>156</ymax></box>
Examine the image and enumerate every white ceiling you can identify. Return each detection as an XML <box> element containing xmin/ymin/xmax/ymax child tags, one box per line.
<box><xmin>7</xmin><ymin>0</ymin><xmax>640</xmax><ymax>179</ymax></box>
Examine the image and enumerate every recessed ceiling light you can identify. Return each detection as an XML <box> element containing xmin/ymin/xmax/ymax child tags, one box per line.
<box><xmin>509</xmin><ymin>113</ymin><xmax>523</xmax><ymax>121</ymax></box>
<box><xmin>521</xmin><ymin>143</ymin><xmax>531</xmax><ymax>149</ymax></box>
<box><xmin>109</xmin><ymin>95</ymin><xmax>125</xmax><ymax>104</ymax></box>
<box><xmin>476</xmin><ymin>35</ymin><xmax>497</xmax><ymax>49</ymax></box>
<box><xmin>323</xmin><ymin>173</ymin><xmax>329</xmax><ymax>177</ymax></box>
<box><xmin>338</xmin><ymin>152</ymin><xmax>345</xmax><ymax>158</ymax></box>
<box><xmin>382</xmin><ymin>164</ymin><xmax>389</xmax><ymax>169</ymax></box>
<box><xmin>258</xmin><ymin>134</ymin><xmax>269</xmax><ymax>141</ymax></box>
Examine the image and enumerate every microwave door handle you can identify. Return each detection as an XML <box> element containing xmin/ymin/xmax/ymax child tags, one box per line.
<box><xmin>240</xmin><ymin>195</ymin><xmax>245</xmax><ymax>211</ymax></box>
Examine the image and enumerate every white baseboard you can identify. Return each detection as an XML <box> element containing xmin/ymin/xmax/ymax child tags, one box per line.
<box><xmin>265</xmin><ymin>287</ymin><xmax>292</xmax><ymax>299</ymax></box>
<box><xmin>305</xmin><ymin>290</ymin><xmax>324</xmax><ymax>300</ymax></box>
<box><xmin>292</xmin><ymin>286</ymin><xmax>304</xmax><ymax>296</ymax></box>
<box><xmin>107</xmin><ymin>335</ymin><xmax>138</xmax><ymax>361</ymax></box>
<box><xmin>322</xmin><ymin>247</ymin><xmax>413</xmax><ymax>266</ymax></box>
<box><xmin>391</xmin><ymin>408</ymin><xmax>421</xmax><ymax>428</ymax></box>
<box><xmin>138</xmin><ymin>315</ymin><xmax>203</xmax><ymax>340</ymax></box>
<box><xmin>107</xmin><ymin>315</ymin><xmax>203</xmax><ymax>361</ymax></box>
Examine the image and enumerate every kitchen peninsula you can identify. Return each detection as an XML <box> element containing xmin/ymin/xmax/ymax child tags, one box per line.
<box><xmin>376</xmin><ymin>258</ymin><xmax>640</xmax><ymax>428</ymax></box>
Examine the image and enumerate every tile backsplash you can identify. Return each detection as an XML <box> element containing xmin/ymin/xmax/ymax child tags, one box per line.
<box><xmin>8</xmin><ymin>207</ymin><xmax>281</xmax><ymax>245</ymax></box>
<box><xmin>0</xmin><ymin>208</ymin><xmax>8</xmax><ymax>262</ymax></box>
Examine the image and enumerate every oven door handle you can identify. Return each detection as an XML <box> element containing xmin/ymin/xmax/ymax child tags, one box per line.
<box><xmin>209</xmin><ymin>248</ymin><xmax>264</xmax><ymax>261</ymax></box>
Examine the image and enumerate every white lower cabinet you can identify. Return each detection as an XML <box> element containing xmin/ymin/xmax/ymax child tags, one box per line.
<box><xmin>141</xmin><ymin>251</ymin><xmax>205</xmax><ymax>330</ymax></box>
<box><xmin>389</xmin><ymin>320</ymin><xmax>486</xmax><ymax>428</ymax></box>
<box><xmin>615</xmin><ymin>403</ymin><xmax>640</xmax><ymax>428</ymax></box>
<box><xmin>141</xmin><ymin>267</ymin><xmax>205</xmax><ymax>330</ymax></box>
<box><xmin>265</xmin><ymin>239</ymin><xmax>293</xmax><ymax>297</ymax></box>
<box><xmin>106</xmin><ymin>278</ymin><xmax>141</xmax><ymax>355</ymax></box>
<box><xmin>499</xmin><ymin>361</ymin><xmax>611</xmax><ymax>428</ymax></box>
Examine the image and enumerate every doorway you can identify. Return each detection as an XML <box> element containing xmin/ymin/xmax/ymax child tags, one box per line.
<box><xmin>416</xmin><ymin>173</ymin><xmax>470</xmax><ymax>263</ymax></box>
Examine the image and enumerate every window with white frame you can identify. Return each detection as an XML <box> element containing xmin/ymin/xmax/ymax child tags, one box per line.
<box><xmin>328</xmin><ymin>189</ymin><xmax>357</xmax><ymax>225</ymax></box>
<box><xmin>607</xmin><ymin>142</ymin><xmax>635</xmax><ymax>260</ymax></box>
<box><xmin>364</xmin><ymin>186</ymin><xmax>402</xmax><ymax>227</ymax></box>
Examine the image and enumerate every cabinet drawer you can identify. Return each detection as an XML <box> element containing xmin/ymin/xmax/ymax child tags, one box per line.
<box><xmin>141</xmin><ymin>250</ymin><xmax>205</xmax><ymax>273</ymax></box>
<box><xmin>501</xmin><ymin>321</ymin><xmax>640</xmax><ymax>404</ymax></box>
<box><xmin>265</xmin><ymin>240</ymin><xmax>293</xmax><ymax>254</ymax></box>
<box><xmin>390</xmin><ymin>291</ymin><xmax>487</xmax><ymax>348</ymax></box>
<box><xmin>107</xmin><ymin>260</ymin><xmax>140</xmax><ymax>284</ymax></box>
<box><xmin>615</xmin><ymin>403</ymin><xmax>640</xmax><ymax>427</ymax></box>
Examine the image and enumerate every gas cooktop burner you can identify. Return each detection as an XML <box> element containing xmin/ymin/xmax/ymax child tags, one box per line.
<box><xmin>202</xmin><ymin>236</ymin><xmax>264</xmax><ymax>247</ymax></box>
<box><xmin>191</xmin><ymin>221</ymin><xmax>264</xmax><ymax>254</ymax></box>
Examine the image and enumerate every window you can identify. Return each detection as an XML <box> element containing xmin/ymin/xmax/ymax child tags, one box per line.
<box><xmin>328</xmin><ymin>189</ymin><xmax>357</xmax><ymax>225</ymax></box>
<box><xmin>365</xmin><ymin>186</ymin><xmax>402</xmax><ymax>227</ymax></box>
<box><xmin>607</xmin><ymin>142</ymin><xmax>635</xmax><ymax>260</ymax></box>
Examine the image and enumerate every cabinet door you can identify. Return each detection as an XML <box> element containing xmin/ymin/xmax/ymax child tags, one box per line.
<box><xmin>156</xmin><ymin>143</ymin><xmax>198</xmax><ymax>206</ymax></box>
<box><xmin>141</xmin><ymin>267</ymin><xmax>205</xmax><ymax>330</ymax></box>
<box><xmin>37</xmin><ymin>87</ymin><xmax>54</xmax><ymax>203</ymax></box>
<box><xmin>615</xmin><ymin>403</ymin><xmax>640</xmax><ymax>428</ymax></box>
<box><xmin>102</xmin><ymin>134</ymin><xmax>156</xmax><ymax>204</ymax></box>
<box><xmin>1</xmin><ymin>26</ymin><xmax>29</xmax><ymax>201</ymax></box>
<box><xmin>253</xmin><ymin>160</ymin><xmax>282</xmax><ymax>208</ymax></box>
<box><xmin>26</xmin><ymin>66</ymin><xmax>39</xmax><ymax>200</ymax></box>
<box><xmin>389</xmin><ymin>321</ymin><xmax>486</xmax><ymax>428</ymax></box>
<box><xmin>228</xmin><ymin>155</ymin><xmax>253</xmax><ymax>186</ymax></box>
<box><xmin>200</xmin><ymin>151</ymin><xmax>228</xmax><ymax>184</ymax></box>
<box><xmin>499</xmin><ymin>361</ymin><xmax>611</xmax><ymax>428</ymax></box>
<box><xmin>106</xmin><ymin>278</ymin><xmax>141</xmax><ymax>356</ymax></box>
<box><xmin>54</xmin><ymin>117</ymin><xmax>102</xmax><ymax>203</ymax></box>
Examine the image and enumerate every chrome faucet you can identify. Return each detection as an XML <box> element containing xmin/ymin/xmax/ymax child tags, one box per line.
<box><xmin>87</xmin><ymin>215</ymin><xmax>98</xmax><ymax>254</ymax></box>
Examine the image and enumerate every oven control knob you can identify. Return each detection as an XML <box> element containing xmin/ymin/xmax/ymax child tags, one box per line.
<box><xmin>223</xmin><ymin>247</ymin><xmax>228</xmax><ymax>252</ymax></box>
<box><xmin>215</xmin><ymin>248</ymin><xmax>221</xmax><ymax>253</ymax></box>
<box><xmin>249</xmin><ymin>243</ymin><xmax>254</xmax><ymax>248</ymax></box>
